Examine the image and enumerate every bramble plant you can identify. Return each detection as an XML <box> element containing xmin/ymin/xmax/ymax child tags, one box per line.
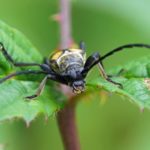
<box><xmin>1</xmin><ymin>0</ymin><xmax>150</xmax><ymax>150</ymax></box>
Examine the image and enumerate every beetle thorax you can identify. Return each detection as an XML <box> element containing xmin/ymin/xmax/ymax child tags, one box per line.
<box><xmin>50</xmin><ymin>49</ymin><xmax>86</xmax><ymax>75</ymax></box>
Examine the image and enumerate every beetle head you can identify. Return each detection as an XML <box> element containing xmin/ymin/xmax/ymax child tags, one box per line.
<box><xmin>72</xmin><ymin>80</ymin><xmax>85</xmax><ymax>94</ymax></box>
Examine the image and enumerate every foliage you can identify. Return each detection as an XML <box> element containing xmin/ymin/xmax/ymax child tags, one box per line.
<box><xmin>0</xmin><ymin>21</ymin><xmax>65</xmax><ymax>123</ymax></box>
<box><xmin>1</xmin><ymin>0</ymin><xmax>150</xmax><ymax>150</ymax></box>
<box><xmin>0</xmin><ymin>20</ymin><xmax>150</xmax><ymax>124</ymax></box>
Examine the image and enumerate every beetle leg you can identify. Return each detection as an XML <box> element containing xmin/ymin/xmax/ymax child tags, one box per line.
<box><xmin>25</xmin><ymin>75</ymin><xmax>49</xmax><ymax>100</ymax></box>
<box><xmin>97</xmin><ymin>62</ymin><xmax>123</xmax><ymax>88</ymax></box>
<box><xmin>79</xmin><ymin>41</ymin><xmax>86</xmax><ymax>51</ymax></box>
<box><xmin>25</xmin><ymin>74</ymin><xmax>68</xmax><ymax>100</ymax></box>
<box><xmin>108</xmin><ymin>68</ymin><xmax>126</xmax><ymax>78</ymax></box>
<box><xmin>43</xmin><ymin>57</ymin><xmax>51</xmax><ymax>66</ymax></box>
<box><xmin>0</xmin><ymin>42</ymin><xmax>42</xmax><ymax>67</ymax></box>
<box><xmin>82</xmin><ymin>52</ymin><xmax>101</xmax><ymax>77</ymax></box>
<box><xmin>47</xmin><ymin>74</ymin><xmax>68</xmax><ymax>85</ymax></box>
<box><xmin>82</xmin><ymin>52</ymin><xmax>122</xmax><ymax>88</ymax></box>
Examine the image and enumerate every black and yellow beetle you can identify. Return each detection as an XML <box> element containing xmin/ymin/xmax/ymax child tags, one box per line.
<box><xmin>0</xmin><ymin>41</ymin><xmax>150</xmax><ymax>99</ymax></box>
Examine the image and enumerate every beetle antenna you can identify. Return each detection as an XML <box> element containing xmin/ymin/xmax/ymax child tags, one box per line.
<box><xmin>100</xmin><ymin>43</ymin><xmax>150</xmax><ymax>61</ymax></box>
<box><xmin>0</xmin><ymin>70</ymin><xmax>45</xmax><ymax>83</ymax></box>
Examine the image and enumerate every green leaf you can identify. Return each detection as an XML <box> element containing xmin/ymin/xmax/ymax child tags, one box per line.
<box><xmin>0</xmin><ymin>80</ymin><xmax>62</xmax><ymax>124</ymax></box>
<box><xmin>0</xmin><ymin>20</ymin><xmax>43</xmax><ymax>73</ymax></box>
<box><xmin>88</xmin><ymin>55</ymin><xmax>150</xmax><ymax>109</ymax></box>
<box><xmin>0</xmin><ymin>20</ymin><xmax>65</xmax><ymax>123</ymax></box>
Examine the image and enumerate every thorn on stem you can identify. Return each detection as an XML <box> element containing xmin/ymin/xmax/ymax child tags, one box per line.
<box><xmin>51</xmin><ymin>13</ymin><xmax>61</xmax><ymax>22</ymax></box>
<box><xmin>44</xmin><ymin>115</ymin><xmax>49</xmax><ymax>124</ymax></box>
<box><xmin>140</xmin><ymin>106</ymin><xmax>144</xmax><ymax>113</ymax></box>
<box><xmin>99</xmin><ymin>90</ymin><xmax>108</xmax><ymax>105</ymax></box>
<box><xmin>26</xmin><ymin>121</ymin><xmax>31</xmax><ymax>128</ymax></box>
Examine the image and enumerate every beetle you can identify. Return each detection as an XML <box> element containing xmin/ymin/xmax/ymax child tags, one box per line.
<box><xmin>0</xmin><ymin>41</ymin><xmax>150</xmax><ymax>99</ymax></box>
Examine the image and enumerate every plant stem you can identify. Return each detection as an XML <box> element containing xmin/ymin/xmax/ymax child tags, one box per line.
<box><xmin>57</xmin><ymin>101</ymin><xmax>80</xmax><ymax>150</ymax></box>
<box><xmin>60</xmin><ymin>0</ymin><xmax>72</xmax><ymax>49</ymax></box>
<box><xmin>57</xmin><ymin>0</ymin><xmax>80</xmax><ymax>150</ymax></box>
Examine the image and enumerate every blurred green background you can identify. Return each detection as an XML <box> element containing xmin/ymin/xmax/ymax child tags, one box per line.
<box><xmin>0</xmin><ymin>0</ymin><xmax>150</xmax><ymax>150</ymax></box>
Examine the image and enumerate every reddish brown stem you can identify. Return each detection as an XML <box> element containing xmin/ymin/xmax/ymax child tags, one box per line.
<box><xmin>56</xmin><ymin>0</ymin><xmax>80</xmax><ymax>150</ymax></box>
<box><xmin>60</xmin><ymin>0</ymin><xmax>72</xmax><ymax>49</ymax></box>
<box><xmin>57</xmin><ymin>102</ymin><xmax>80</xmax><ymax>150</ymax></box>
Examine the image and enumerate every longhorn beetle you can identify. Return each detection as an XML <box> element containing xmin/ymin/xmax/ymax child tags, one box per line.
<box><xmin>0</xmin><ymin>42</ymin><xmax>150</xmax><ymax>99</ymax></box>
